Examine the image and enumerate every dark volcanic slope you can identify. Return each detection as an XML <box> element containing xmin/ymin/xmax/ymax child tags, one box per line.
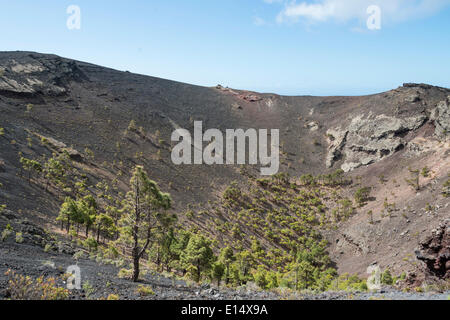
<box><xmin>0</xmin><ymin>51</ymin><xmax>449</xmax><ymax>278</ymax></box>
<box><xmin>0</xmin><ymin>51</ymin><xmax>356</xmax><ymax>214</ymax></box>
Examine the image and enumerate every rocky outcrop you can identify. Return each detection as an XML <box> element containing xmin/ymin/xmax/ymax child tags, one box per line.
<box><xmin>430</xmin><ymin>96</ymin><xmax>450</xmax><ymax>140</ymax></box>
<box><xmin>307</xmin><ymin>121</ymin><xmax>319</xmax><ymax>131</ymax></box>
<box><xmin>33</xmin><ymin>133</ymin><xmax>84</xmax><ymax>162</ymax></box>
<box><xmin>415</xmin><ymin>219</ymin><xmax>450</xmax><ymax>279</ymax></box>
<box><xmin>326</xmin><ymin>113</ymin><xmax>427</xmax><ymax>171</ymax></box>
<box><xmin>239</xmin><ymin>93</ymin><xmax>262</xmax><ymax>102</ymax></box>
<box><xmin>403</xmin><ymin>83</ymin><xmax>435</xmax><ymax>90</ymax></box>
<box><xmin>0</xmin><ymin>54</ymin><xmax>88</xmax><ymax>97</ymax></box>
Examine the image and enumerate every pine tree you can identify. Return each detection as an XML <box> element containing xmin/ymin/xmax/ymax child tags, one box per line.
<box><xmin>254</xmin><ymin>266</ymin><xmax>268</xmax><ymax>289</ymax></box>
<box><xmin>234</xmin><ymin>249</ymin><xmax>254</xmax><ymax>285</ymax></box>
<box><xmin>211</xmin><ymin>262</ymin><xmax>225</xmax><ymax>287</ymax></box>
<box><xmin>119</xmin><ymin>166</ymin><xmax>172</xmax><ymax>282</ymax></box>
<box><xmin>57</xmin><ymin>197</ymin><xmax>81</xmax><ymax>233</ymax></box>
<box><xmin>94</xmin><ymin>214</ymin><xmax>116</xmax><ymax>243</ymax></box>
<box><xmin>405</xmin><ymin>167</ymin><xmax>420</xmax><ymax>191</ymax></box>
<box><xmin>219</xmin><ymin>247</ymin><xmax>235</xmax><ymax>285</ymax></box>
<box><xmin>169</xmin><ymin>230</ymin><xmax>191</xmax><ymax>274</ymax></box>
<box><xmin>20</xmin><ymin>157</ymin><xmax>42</xmax><ymax>184</ymax></box>
<box><xmin>180</xmin><ymin>234</ymin><xmax>214</xmax><ymax>282</ymax></box>
<box><xmin>151</xmin><ymin>212</ymin><xmax>177</xmax><ymax>271</ymax></box>
<box><xmin>79</xmin><ymin>195</ymin><xmax>97</xmax><ymax>237</ymax></box>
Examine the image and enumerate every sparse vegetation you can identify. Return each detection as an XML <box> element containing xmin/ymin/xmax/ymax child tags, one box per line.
<box><xmin>44</xmin><ymin>243</ymin><xmax>53</xmax><ymax>253</ymax></box>
<box><xmin>367</xmin><ymin>210</ymin><xmax>374</xmax><ymax>224</ymax></box>
<box><xmin>5</xmin><ymin>269</ymin><xmax>69</xmax><ymax>300</ymax></box>
<box><xmin>1</xmin><ymin>224</ymin><xmax>13</xmax><ymax>242</ymax></box>
<box><xmin>15</xmin><ymin>232</ymin><xmax>24</xmax><ymax>243</ymax></box>
<box><xmin>1</xmin><ymin>52</ymin><xmax>449</xmax><ymax>301</ymax></box>
<box><xmin>405</xmin><ymin>167</ymin><xmax>420</xmax><ymax>191</ymax></box>
<box><xmin>25</xmin><ymin>104</ymin><xmax>34</xmax><ymax>113</ymax></box>
<box><xmin>20</xmin><ymin>156</ymin><xmax>42</xmax><ymax>183</ymax></box>
<box><xmin>380</xmin><ymin>269</ymin><xmax>393</xmax><ymax>285</ymax></box>
<box><xmin>82</xmin><ymin>280</ymin><xmax>95</xmax><ymax>298</ymax></box>
<box><xmin>421</xmin><ymin>167</ymin><xmax>430</xmax><ymax>178</ymax></box>
<box><xmin>107</xmin><ymin>293</ymin><xmax>120</xmax><ymax>300</ymax></box>
<box><xmin>442</xmin><ymin>178</ymin><xmax>450</xmax><ymax>197</ymax></box>
<box><xmin>137</xmin><ymin>285</ymin><xmax>155</xmax><ymax>296</ymax></box>
<box><xmin>354</xmin><ymin>187</ymin><xmax>371</xmax><ymax>207</ymax></box>
<box><xmin>118</xmin><ymin>268</ymin><xmax>133</xmax><ymax>279</ymax></box>
<box><xmin>2</xmin><ymin>100</ymin><xmax>439</xmax><ymax>298</ymax></box>
<box><xmin>127</xmin><ymin>120</ymin><xmax>137</xmax><ymax>132</ymax></box>
<box><xmin>328</xmin><ymin>273</ymin><xmax>367</xmax><ymax>292</ymax></box>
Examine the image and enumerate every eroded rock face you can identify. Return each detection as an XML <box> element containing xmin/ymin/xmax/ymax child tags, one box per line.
<box><xmin>415</xmin><ymin>219</ymin><xmax>450</xmax><ymax>279</ymax></box>
<box><xmin>326</xmin><ymin>114</ymin><xmax>427</xmax><ymax>172</ymax></box>
<box><xmin>430</xmin><ymin>97</ymin><xmax>450</xmax><ymax>140</ymax></box>
<box><xmin>0</xmin><ymin>55</ymin><xmax>88</xmax><ymax>96</ymax></box>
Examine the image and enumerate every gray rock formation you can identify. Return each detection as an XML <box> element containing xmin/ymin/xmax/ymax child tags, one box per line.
<box><xmin>326</xmin><ymin>113</ymin><xmax>427</xmax><ymax>172</ymax></box>
<box><xmin>430</xmin><ymin>97</ymin><xmax>450</xmax><ymax>140</ymax></box>
<box><xmin>0</xmin><ymin>55</ymin><xmax>88</xmax><ymax>96</ymax></box>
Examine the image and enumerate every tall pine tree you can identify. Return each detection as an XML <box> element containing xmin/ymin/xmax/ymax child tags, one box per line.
<box><xmin>119</xmin><ymin>166</ymin><xmax>171</xmax><ymax>282</ymax></box>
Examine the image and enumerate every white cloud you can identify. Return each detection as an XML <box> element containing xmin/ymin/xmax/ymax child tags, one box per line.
<box><xmin>273</xmin><ymin>0</ymin><xmax>450</xmax><ymax>25</ymax></box>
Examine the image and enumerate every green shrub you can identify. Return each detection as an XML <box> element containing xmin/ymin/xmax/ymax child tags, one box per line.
<box><xmin>1</xmin><ymin>225</ymin><xmax>13</xmax><ymax>242</ymax></box>
<box><xmin>185</xmin><ymin>210</ymin><xmax>195</xmax><ymax>219</ymax></box>
<box><xmin>117</xmin><ymin>268</ymin><xmax>133</xmax><ymax>279</ymax></box>
<box><xmin>137</xmin><ymin>285</ymin><xmax>155</xmax><ymax>296</ymax></box>
<box><xmin>83</xmin><ymin>238</ymin><xmax>98</xmax><ymax>252</ymax></box>
<box><xmin>266</xmin><ymin>271</ymin><xmax>279</xmax><ymax>289</ymax></box>
<box><xmin>107</xmin><ymin>294</ymin><xmax>120</xmax><ymax>300</ymax></box>
<box><xmin>421</xmin><ymin>167</ymin><xmax>430</xmax><ymax>177</ymax></box>
<box><xmin>381</xmin><ymin>269</ymin><xmax>393</xmax><ymax>285</ymax></box>
<box><xmin>127</xmin><ymin>120</ymin><xmax>137</xmax><ymax>132</ymax></box>
<box><xmin>299</xmin><ymin>174</ymin><xmax>316</xmax><ymax>186</ymax></box>
<box><xmin>223</xmin><ymin>182</ymin><xmax>241</xmax><ymax>201</ymax></box>
<box><xmin>254</xmin><ymin>266</ymin><xmax>268</xmax><ymax>289</ymax></box>
<box><xmin>82</xmin><ymin>281</ymin><xmax>95</xmax><ymax>298</ymax></box>
<box><xmin>104</xmin><ymin>246</ymin><xmax>119</xmax><ymax>259</ymax></box>
<box><xmin>73</xmin><ymin>250</ymin><xmax>85</xmax><ymax>260</ymax></box>
<box><xmin>442</xmin><ymin>179</ymin><xmax>450</xmax><ymax>197</ymax></box>
<box><xmin>5</xmin><ymin>269</ymin><xmax>69</xmax><ymax>300</ymax></box>
<box><xmin>15</xmin><ymin>232</ymin><xmax>24</xmax><ymax>243</ymax></box>
<box><xmin>328</xmin><ymin>273</ymin><xmax>367</xmax><ymax>292</ymax></box>
<box><xmin>211</xmin><ymin>262</ymin><xmax>225</xmax><ymax>286</ymax></box>
<box><xmin>354</xmin><ymin>187</ymin><xmax>371</xmax><ymax>206</ymax></box>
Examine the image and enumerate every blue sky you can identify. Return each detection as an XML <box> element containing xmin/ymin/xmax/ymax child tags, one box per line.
<box><xmin>1</xmin><ymin>0</ymin><xmax>449</xmax><ymax>96</ymax></box>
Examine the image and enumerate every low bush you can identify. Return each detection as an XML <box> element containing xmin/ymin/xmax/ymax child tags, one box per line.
<box><xmin>15</xmin><ymin>232</ymin><xmax>24</xmax><ymax>243</ymax></box>
<box><xmin>1</xmin><ymin>224</ymin><xmax>13</xmax><ymax>242</ymax></box>
<box><xmin>117</xmin><ymin>268</ymin><xmax>133</xmax><ymax>279</ymax></box>
<box><xmin>5</xmin><ymin>269</ymin><xmax>69</xmax><ymax>300</ymax></box>
<box><xmin>107</xmin><ymin>294</ymin><xmax>120</xmax><ymax>300</ymax></box>
<box><xmin>137</xmin><ymin>285</ymin><xmax>155</xmax><ymax>296</ymax></box>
